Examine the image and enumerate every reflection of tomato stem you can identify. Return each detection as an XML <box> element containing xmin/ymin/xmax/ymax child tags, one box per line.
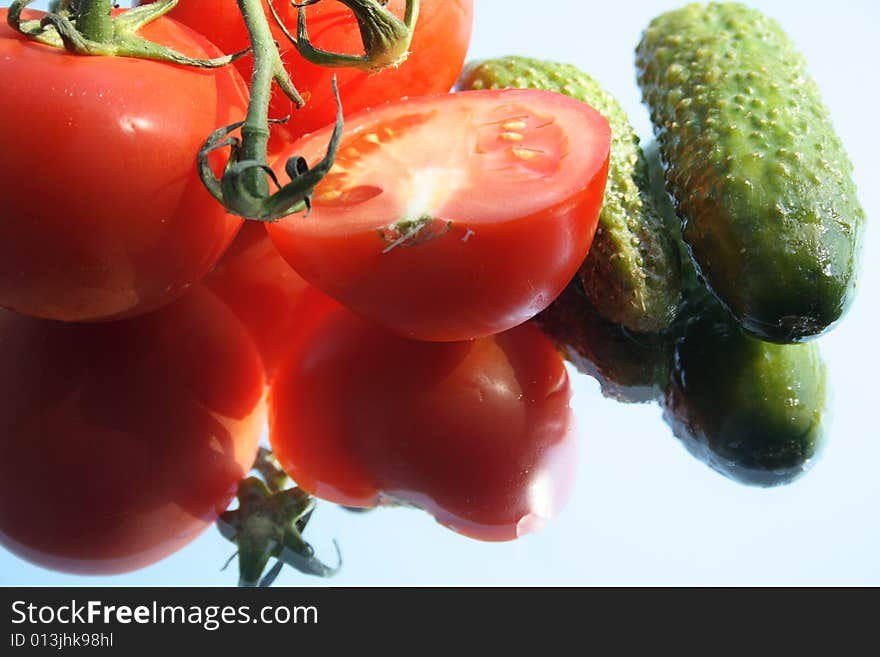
<box><xmin>218</xmin><ymin>476</ymin><xmax>341</xmax><ymax>587</ymax></box>
<box><xmin>252</xmin><ymin>447</ymin><xmax>291</xmax><ymax>493</ymax></box>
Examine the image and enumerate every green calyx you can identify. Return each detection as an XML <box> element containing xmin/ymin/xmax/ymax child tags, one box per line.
<box><xmin>218</xmin><ymin>451</ymin><xmax>341</xmax><ymax>587</ymax></box>
<box><xmin>291</xmin><ymin>0</ymin><xmax>420</xmax><ymax>73</ymax></box>
<box><xmin>198</xmin><ymin>0</ymin><xmax>345</xmax><ymax>223</ymax></box>
<box><xmin>198</xmin><ymin>78</ymin><xmax>344</xmax><ymax>222</ymax></box>
<box><xmin>8</xmin><ymin>0</ymin><xmax>247</xmax><ymax>68</ymax></box>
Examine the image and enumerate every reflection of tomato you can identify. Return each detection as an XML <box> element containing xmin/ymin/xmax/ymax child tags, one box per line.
<box><xmin>0</xmin><ymin>10</ymin><xmax>248</xmax><ymax>322</ymax></box>
<box><xmin>268</xmin><ymin>301</ymin><xmax>577</xmax><ymax>541</ymax></box>
<box><xmin>206</xmin><ymin>222</ymin><xmax>336</xmax><ymax>379</ymax></box>
<box><xmin>266</xmin><ymin>89</ymin><xmax>611</xmax><ymax>341</ymax></box>
<box><xmin>0</xmin><ymin>286</ymin><xmax>265</xmax><ymax>575</ymax></box>
<box><xmin>142</xmin><ymin>0</ymin><xmax>474</xmax><ymax>147</ymax></box>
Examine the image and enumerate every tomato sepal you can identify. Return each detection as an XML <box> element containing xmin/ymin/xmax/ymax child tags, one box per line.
<box><xmin>291</xmin><ymin>0</ymin><xmax>419</xmax><ymax>72</ymax></box>
<box><xmin>199</xmin><ymin>78</ymin><xmax>344</xmax><ymax>222</ymax></box>
<box><xmin>8</xmin><ymin>0</ymin><xmax>247</xmax><ymax>67</ymax></box>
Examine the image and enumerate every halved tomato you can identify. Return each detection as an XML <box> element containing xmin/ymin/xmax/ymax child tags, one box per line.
<box><xmin>266</xmin><ymin>89</ymin><xmax>611</xmax><ymax>342</ymax></box>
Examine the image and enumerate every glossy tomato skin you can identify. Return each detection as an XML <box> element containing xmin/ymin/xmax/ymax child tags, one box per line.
<box><xmin>266</xmin><ymin>90</ymin><xmax>611</xmax><ymax>342</ymax></box>
<box><xmin>141</xmin><ymin>0</ymin><xmax>474</xmax><ymax>148</ymax></box>
<box><xmin>0</xmin><ymin>11</ymin><xmax>248</xmax><ymax>322</ymax></box>
<box><xmin>205</xmin><ymin>221</ymin><xmax>337</xmax><ymax>379</ymax></box>
<box><xmin>269</xmin><ymin>300</ymin><xmax>577</xmax><ymax>541</ymax></box>
<box><xmin>0</xmin><ymin>286</ymin><xmax>265</xmax><ymax>575</ymax></box>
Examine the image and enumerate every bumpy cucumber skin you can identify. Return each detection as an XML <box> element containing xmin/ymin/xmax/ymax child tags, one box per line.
<box><xmin>461</xmin><ymin>56</ymin><xmax>682</xmax><ymax>333</ymax></box>
<box><xmin>636</xmin><ymin>2</ymin><xmax>865</xmax><ymax>343</ymax></box>
<box><xmin>663</xmin><ymin>302</ymin><xmax>829</xmax><ymax>487</ymax></box>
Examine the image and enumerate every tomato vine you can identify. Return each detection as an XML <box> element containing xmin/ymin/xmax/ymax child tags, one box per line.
<box><xmin>9</xmin><ymin>0</ymin><xmax>420</xmax><ymax>223</ymax></box>
<box><xmin>3</xmin><ymin>0</ymin><xmax>423</xmax><ymax>586</ymax></box>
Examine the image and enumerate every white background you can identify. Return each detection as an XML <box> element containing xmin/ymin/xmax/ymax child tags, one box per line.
<box><xmin>1</xmin><ymin>0</ymin><xmax>878</xmax><ymax>586</ymax></box>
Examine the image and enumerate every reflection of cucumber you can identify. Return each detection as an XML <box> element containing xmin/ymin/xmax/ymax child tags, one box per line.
<box><xmin>637</xmin><ymin>3</ymin><xmax>864</xmax><ymax>343</ymax></box>
<box><xmin>461</xmin><ymin>56</ymin><xmax>681</xmax><ymax>332</ymax></box>
<box><xmin>534</xmin><ymin>282</ymin><xmax>672</xmax><ymax>404</ymax></box>
<box><xmin>663</xmin><ymin>303</ymin><xmax>829</xmax><ymax>487</ymax></box>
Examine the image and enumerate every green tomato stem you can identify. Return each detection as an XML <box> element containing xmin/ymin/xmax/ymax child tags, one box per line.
<box><xmin>217</xmin><ymin>477</ymin><xmax>340</xmax><ymax>586</ymax></box>
<box><xmin>238</xmin><ymin>0</ymin><xmax>272</xmax><ymax>197</ymax></box>
<box><xmin>9</xmin><ymin>0</ymin><xmax>244</xmax><ymax>67</ymax></box>
<box><xmin>73</xmin><ymin>0</ymin><xmax>113</xmax><ymax>43</ymax></box>
<box><xmin>235</xmin><ymin>0</ymin><xmax>303</xmax><ymax>200</ymax></box>
<box><xmin>197</xmin><ymin>2</ymin><xmax>343</xmax><ymax>222</ymax></box>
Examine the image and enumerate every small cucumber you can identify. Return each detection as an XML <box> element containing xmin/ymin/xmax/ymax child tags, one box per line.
<box><xmin>645</xmin><ymin>139</ymin><xmax>831</xmax><ymax>486</ymax></box>
<box><xmin>637</xmin><ymin>2</ymin><xmax>865</xmax><ymax>343</ymax></box>
<box><xmin>461</xmin><ymin>56</ymin><xmax>682</xmax><ymax>333</ymax></box>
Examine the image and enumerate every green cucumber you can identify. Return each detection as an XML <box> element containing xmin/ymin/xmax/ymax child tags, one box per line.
<box><xmin>645</xmin><ymin>138</ymin><xmax>831</xmax><ymax>485</ymax></box>
<box><xmin>461</xmin><ymin>56</ymin><xmax>682</xmax><ymax>333</ymax></box>
<box><xmin>636</xmin><ymin>2</ymin><xmax>865</xmax><ymax>343</ymax></box>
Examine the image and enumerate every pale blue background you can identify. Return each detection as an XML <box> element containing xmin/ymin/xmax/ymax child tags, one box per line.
<box><xmin>2</xmin><ymin>0</ymin><xmax>878</xmax><ymax>586</ymax></box>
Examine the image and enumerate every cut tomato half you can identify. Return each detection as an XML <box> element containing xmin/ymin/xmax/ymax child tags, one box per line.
<box><xmin>267</xmin><ymin>89</ymin><xmax>610</xmax><ymax>341</ymax></box>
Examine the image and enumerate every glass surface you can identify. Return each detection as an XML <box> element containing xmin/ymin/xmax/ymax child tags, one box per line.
<box><xmin>1</xmin><ymin>0</ymin><xmax>878</xmax><ymax>586</ymax></box>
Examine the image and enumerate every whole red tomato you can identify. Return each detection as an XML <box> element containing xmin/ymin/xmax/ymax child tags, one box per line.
<box><xmin>266</xmin><ymin>89</ymin><xmax>611</xmax><ymax>341</ymax></box>
<box><xmin>141</xmin><ymin>0</ymin><xmax>474</xmax><ymax>147</ymax></box>
<box><xmin>205</xmin><ymin>221</ymin><xmax>336</xmax><ymax>379</ymax></box>
<box><xmin>0</xmin><ymin>286</ymin><xmax>265</xmax><ymax>575</ymax></box>
<box><xmin>268</xmin><ymin>299</ymin><xmax>577</xmax><ymax>541</ymax></box>
<box><xmin>0</xmin><ymin>10</ymin><xmax>248</xmax><ymax>322</ymax></box>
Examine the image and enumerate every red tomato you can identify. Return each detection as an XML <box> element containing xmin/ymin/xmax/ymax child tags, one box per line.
<box><xmin>268</xmin><ymin>300</ymin><xmax>577</xmax><ymax>541</ymax></box>
<box><xmin>266</xmin><ymin>89</ymin><xmax>611</xmax><ymax>341</ymax></box>
<box><xmin>0</xmin><ymin>286</ymin><xmax>265</xmax><ymax>575</ymax></box>
<box><xmin>139</xmin><ymin>0</ymin><xmax>474</xmax><ymax>147</ymax></box>
<box><xmin>0</xmin><ymin>10</ymin><xmax>248</xmax><ymax>322</ymax></box>
<box><xmin>205</xmin><ymin>221</ymin><xmax>336</xmax><ymax>379</ymax></box>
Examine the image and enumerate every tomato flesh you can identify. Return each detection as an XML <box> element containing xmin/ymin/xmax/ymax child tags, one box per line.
<box><xmin>268</xmin><ymin>299</ymin><xmax>577</xmax><ymax>541</ymax></box>
<box><xmin>267</xmin><ymin>89</ymin><xmax>611</xmax><ymax>341</ymax></box>
<box><xmin>0</xmin><ymin>286</ymin><xmax>265</xmax><ymax>574</ymax></box>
